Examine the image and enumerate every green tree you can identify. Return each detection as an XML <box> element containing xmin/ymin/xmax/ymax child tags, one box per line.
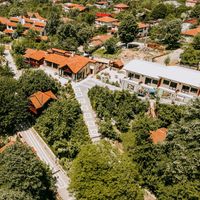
<box><xmin>0</xmin><ymin>143</ymin><xmax>56</xmax><ymax>200</ymax></box>
<box><xmin>192</xmin><ymin>33</ymin><xmax>200</xmax><ymax>50</ymax></box>
<box><xmin>151</xmin><ymin>19</ymin><xmax>181</xmax><ymax>48</ymax></box>
<box><xmin>99</xmin><ymin>120</ymin><xmax>119</xmax><ymax>140</ymax></box>
<box><xmin>15</xmin><ymin>24</ymin><xmax>25</xmax><ymax>37</ymax></box>
<box><xmin>35</xmin><ymin>98</ymin><xmax>90</xmax><ymax>160</ymax></box>
<box><xmin>129</xmin><ymin>99</ymin><xmax>200</xmax><ymax>199</ymax></box>
<box><xmin>151</xmin><ymin>3</ymin><xmax>167</xmax><ymax>19</ymax></box>
<box><xmin>69</xmin><ymin>142</ymin><xmax>143</xmax><ymax>200</ymax></box>
<box><xmin>15</xmin><ymin>55</ymin><xmax>28</xmax><ymax>69</ymax></box>
<box><xmin>118</xmin><ymin>15</ymin><xmax>138</xmax><ymax>43</ymax></box>
<box><xmin>0</xmin><ymin>45</ymin><xmax>5</xmax><ymax>56</ymax></box>
<box><xmin>61</xmin><ymin>37</ymin><xmax>79</xmax><ymax>51</ymax></box>
<box><xmin>18</xmin><ymin>69</ymin><xmax>58</xmax><ymax>97</ymax></box>
<box><xmin>0</xmin><ymin>77</ymin><xmax>29</xmax><ymax>135</ymax></box>
<box><xmin>0</xmin><ymin>189</ymin><xmax>33</xmax><ymax>200</ymax></box>
<box><xmin>12</xmin><ymin>39</ymin><xmax>27</xmax><ymax>55</ymax></box>
<box><xmin>0</xmin><ymin>64</ymin><xmax>14</xmax><ymax>77</ymax></box>
<box><xmin>46</xmin><ymin>7</ymin><xmax>61</xmax><ymax>35</ymax></box>
<box><xmin>104</xmin><ymin>37</ymin><xmax>118</xmax><ymax>54</ymax></box>
<box><xmin>190</xmin><ymin>4</ymin><xmax>200</xmax><ymax>19</ymax></box>
<box><xmin>180</xmin><ymin>47</ymin><xmax>200</xmax><ymax>68</ymax></box>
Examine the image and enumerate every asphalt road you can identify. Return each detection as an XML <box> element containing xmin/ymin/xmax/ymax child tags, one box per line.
<box><xmin>20</xmin><ymin>128</ymin><xmax>74</xmax><ymax>200</ymax></box>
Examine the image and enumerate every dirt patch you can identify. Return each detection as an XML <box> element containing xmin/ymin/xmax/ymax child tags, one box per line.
<box><xmin>119</xmin><ymin>48</ymin><xmax>164</xmax><ymax>64</ymax></box>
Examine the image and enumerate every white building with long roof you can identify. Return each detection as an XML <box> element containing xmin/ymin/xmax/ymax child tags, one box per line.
<box><xmin>122</xmin><ymin>59</ymin><xmax>200</xmax><ymax>101</ymax></box>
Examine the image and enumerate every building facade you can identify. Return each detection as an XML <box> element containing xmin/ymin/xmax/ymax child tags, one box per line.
<box><xmin>122</xmin><ymin>60</ymin><xmax>200</xmax><ymax>101</ymax></box>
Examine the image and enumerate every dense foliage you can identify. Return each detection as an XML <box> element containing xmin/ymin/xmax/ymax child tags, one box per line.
<box><xmin>18</xmin><ymin>69</ymin><xmax>59</xmax><ymax>97</ymax></box>
<box><xmin>0</xmin><ymin>142</ymin><xmax>56</xmax><ymax>200</ymax></box>
<box><xmin>126</xmin><ymin>99</ymin><xmax>200</xmax><ymax>199</ymax></box>
<box><xmin>118</xmin><ymin>15</ymin><xmax>139</xmax><ymax>43</ymax></box>
<box><xmin>0</xmin><ymin>76</ymin><xmax>29</xmax><ymax>135</ymax></box>
<box><xmin>150</xmin><ymin>19</ymin><xmax>181</xmax><ymax>49</ymax></box>
<box><xmin>0</xmin><ymin>189</ymin><xmax>33</xmax><ymax>200</ymax></box>
<box><xmin>35</xmin><ymin>98</ymin><xmax>90</xmax><ymax>164</ymax></box>
<box><xmin>88</xmin><ymin>86</ymin><xmax>148</xmax><ymax>132</ymax></box>
<box><xmin>69</xmin><ymin>141</ymin><xmax>143</xmax><ymax>200</ymax></box>
<box><xmin>180</xmin><ymin>47</ymin><xmax>200</xmax><ymax>69</ymax></box>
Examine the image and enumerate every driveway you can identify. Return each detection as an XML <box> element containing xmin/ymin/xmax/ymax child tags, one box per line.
<box><xmin>154</xmin><ymin>49</ymin><xmax>184</xmax><ymax>65</ymax></box>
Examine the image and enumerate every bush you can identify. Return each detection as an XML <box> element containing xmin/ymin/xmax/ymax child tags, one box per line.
<box><xmin>15</xmin><ymin>55</ymin><xmax>29</xmax><ymax>69</ymax></box>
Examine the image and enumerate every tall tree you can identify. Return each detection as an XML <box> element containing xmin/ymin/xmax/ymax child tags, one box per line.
<box><xmin>151</xmin><ymin>3</ymin><xmax>167</xmax><ymax>19</ymax></box>
<box><xmin>118</xmin><ymin>15</ymin><xmax>138</xmax><ymax>43</ymax></box>
<box><xmin>0</xmin><ymin>143</ymin><xmax>56</xmax><ymax>200</ymax></box>
<box><xmin>0</xmin><ymin>77</ymin><xmax>29</xmax><ymax>135</ymax></box>
<box><xmin>150</xmin><ymin>19</ymin><xmax>181</xmax><ymax>48</ymax></box>
<box><xmin>46</xmin><ymin>8</ymin><xmax>61</xmax><ymax>36</ymax></box>
<box><xmin>69</xmin><ymin>141</ymin><xmax>143</xmax><ymax>200</ymax></box>
<box><xmin>192</xmin><ymin>33</ymin><xmax>200</xmax><ymax>50</ymax></box>
<box><xmin>18</xmin><ymin>69</ymin><xmax>59</xmax><ymax>97</ymax></box>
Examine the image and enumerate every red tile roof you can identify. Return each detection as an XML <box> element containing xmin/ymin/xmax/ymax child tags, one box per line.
<box><xmin>96</xmin><ymin>1</ymin><xmax>108</xmax><ymax>5</ymax></box>
<box><xmin>24</xmin><ymin>48</ymin><xmax>47</xmax><ymax>61</ymax></box>
<box><xmin>150</xmin><ymin>128</ymin><xmax>168</xmax><ymax>144</ymax></box>
<box><xmin>96</xmin><ymin>16</ymin><xmax>118</xmax><ymax>23</ymax></box>
<box><xmin>184</xmin><ymin>18</ymin><xmax>198</xmax><ymax>25</ymax></box>
<box><xmin>9</xmin><ymin>17</ymin><xmax>20</xmax><ymax>22</ymax></box>
<box><xmin>0</xmin><ymin>17</ymin><xmax>9</xmax><ymax>25</ymax></box>
<box><xmin>59</xmin><ymin>55</ymin><xmax>96</xmax><ymax>73</ymax></box>
<box><xmin>112</xmin><ymin>59</ymin><xmax>124</xmax><ymax>68</ymax></box>
<box><xmin>114</xmin><ymin>3</ymin><xmax>129</xmax><ymax>9</ymax></box>
<box><xmin>7</xmin><ymin>21</ymin><xmax>17</xmax><ymax>27</ymax></box>
<box><xmin>45</xmin><ymin>53</ymin><xmax>96</xmax><ymax>74</ymax></box>
<box><xmin>34</xmin><ymin>21</ymin><xmax>46</xmax><ymax>27</ymax></box>
<box><xmin>23</xmin><ymin>16</ymin><xmax>34</xmax><ymax>24</ymax></box>
<box><xmin>96</xmin><ymin>13</ymin><xmax>112</xmax><ymax>18</ymax></box>
<box><xmin>45</xmin><ymin>53</ymin><xmax>69</xmax><ymax>66</ymax></box>
<box><xmin>30</xmin><ymin>26</ymin><xmax>44</xmax><ymax>32</ymax></box>
<box><xmin>66</xmin><ymin>3</ymin><xmax>86</xmax><ymax>11</ymax></box>
<box><xmin>91</xmin><ymin>34</ymin><xmax>113</xmax><ymax>46</ymax></box>
<box><xmin>29</xmin><ymin>91</ymin><xmax>57</xmax><ymax>110</ymax></box>
<box><xmin>3</xmin><ymin>29</ymin><xmax>14</xmax><ymax>34</ymax></box>
<box><xmin>138</xmin><ymin>22</ymin><xmax>149</xmax><ymax>29</ymax></box>
<box><xmin>182</xmin><ymin>26</ymin><xmax>200</xmax><ymax>37</ymax></box>
<box><xmin>23</xmin><ymin>23</ymin><xmax>32</xmax><ymax>28</ymax></box>
<box><xmin>27</xmin><ymin>12</ymin><xmax>47</xmax><ymax>21</ymax></box>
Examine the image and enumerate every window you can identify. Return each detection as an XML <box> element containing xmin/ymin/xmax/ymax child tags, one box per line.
<box><xmin>169</xmin><ymin>82</ymin><xmax>177</xmax><ymax>90</ymax></box>
<box><xmin>163</xmin><ymin>80</ymin><xmax>170</xmax><ymax>85</ymax></box>
<box><xmin>152</xmin><ymin>79</ymin><xmax>158</xmax><ymax>85</ymax></box>
<box><xmin>128</xmin><ymin>73</ymin><xmax>133</xmax><ymax>79</ymax></box>
<box><xmin>134</xmin><ymin>74</ymin><xmax>140</xmax><ymax>79</ymax></box>
<box><xmin>145</xmin><ymin>78</ymin><xmax>152</xmax><ymax>85</ymax></box>
<box><xmin>190</xmin><ymin>87</ymin><xmax>198</xmax><ymax>94</ymax></box>
<box><xmin>182</xmin><ymin>85</ymin><xmax>190</xmax><ymax>93</ymax></box>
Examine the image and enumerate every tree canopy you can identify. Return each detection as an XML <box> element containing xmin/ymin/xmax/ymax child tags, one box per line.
<box><xmin>0</xmin><ymin>76</ymin><xmax>29</xmax><ymax>135</ymax></box>
<box><xmin>118</xmin><ymin>15</ymin><xmax>139</xmax><ymax>43</ymax></box>
<box><xmin>0</xmin><ymin>142</ymin><xmax>56</xmax><ymax>200</ymax></box>
<box><xmin>18</xmin><ymin>69</ymin><xmax>59</xmax><ymax>97</ymax></box>
<box><xmin>127</xmin><ymin>99</ymin><xmax>200</xmax><ymax>199</ymax></box>
<box><xmin>69</xmin><ymin>141</ymin><xmax>143</xmax><ymax>200</ymax></box>
<box><xmin>35</xmin><ymin>98</ymin><xmax>90</xmax><ymax>164</ymax></box>
<box><xmin>88</xmin><ymin>86</ymin><xmax>148</xmax><ymax>132</ymax></box>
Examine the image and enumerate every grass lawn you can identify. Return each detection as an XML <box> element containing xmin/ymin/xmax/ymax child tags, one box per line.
<box><xmin>93</xmin><ymin>48</ymin><xmax>122</xmax><ymax>59</ymax></box>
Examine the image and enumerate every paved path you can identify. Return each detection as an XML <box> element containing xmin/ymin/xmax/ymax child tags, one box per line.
<box><xmin>4</xmin><ymin>49</ymin><xmax>22</xmax><ymax>79</ymax></box>
<box><xmin>72</xmin><ymin>77</ymin><xmax>120</xmax><ymax>142</ymax></box>
<box><xmin>20</xmin><ymin>128</ymin><xmax>74</xmax><ymax>200</ymax></box>
<box><xmin>154</xmin><ymin>49</ymin><xmax>184</xmax><ymax>65</ymax></box>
